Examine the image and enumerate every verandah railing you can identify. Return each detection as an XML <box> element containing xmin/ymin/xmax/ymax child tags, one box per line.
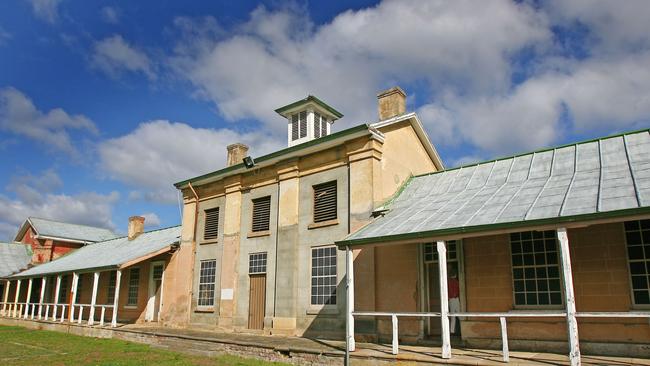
<box><xmin>0</xmin><ymin>302</ymin><xmax>116</xmax><ymax>327</ymax></box>
<box><xmin>351</xmin><ymin>310</ymin><xmax>650</xmax><ymax>362</ymax></box>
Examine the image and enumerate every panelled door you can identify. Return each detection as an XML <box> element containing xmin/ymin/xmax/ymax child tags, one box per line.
<box><xmin>424</xmin><ymin>241</ymin><xmax>463</xmax><ymax>337</ymax></box>
<box><xmin>248</xmin><ymin>274</ymin><xmax>266</xmax><ymax>329</ymax></box>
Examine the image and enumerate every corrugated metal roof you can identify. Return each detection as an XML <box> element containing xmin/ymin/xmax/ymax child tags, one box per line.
<box><xmin>344</xmin><ymin>129</ymin><xmax>650</xmax><ymax>244</ymax></box>
<box><xmin>22</xmin><ymin>217</ymin><xmax>119</xmax><ymax>243</ymax></box>
<box><xmin>12</xmin><ymin>226</ymin><xmax>180</xmax><ymax>278</ymax></box>
<box><xmin>0</xmin><ymin>242</ymin><xmax>32</xmax><ymax>278</ymax></box>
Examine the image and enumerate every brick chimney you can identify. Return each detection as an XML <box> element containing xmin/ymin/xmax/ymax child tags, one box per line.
<box><xmin>377</xmin><ymin>86</ymin><xmax>406</xmax><ymax>120</ymax></box>
<box><xmin>227</xmin><ymin>143</ymin><xmax>249</xmax><ymax>167</ymax></box>
<box><xmin>128</xmin><ymin>216</ymin><xmax>145</xmax><ymax>240</ymax></box>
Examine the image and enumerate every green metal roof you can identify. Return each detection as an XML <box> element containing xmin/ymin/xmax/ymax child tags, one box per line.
<box><xmin>338</xmin><ymin>128</ymin><xmax>650</xmax><ymax>247</ymax></box>
<box><xmin>274</xmin><ymin>95</ymin><xmax>344</xmax><ymax>119</ymax></box>
<box><xmin>174</xmin><ymin>124</ymin><xmax>369</xmax><ymax>188</ymax></box>
<box><xmin>17</xmin><ymin>217</ymin><xmax>119</xmax><ymax>243</ymax></box>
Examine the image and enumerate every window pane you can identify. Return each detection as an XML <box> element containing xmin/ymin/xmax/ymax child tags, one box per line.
<box><xmin>127</xmin><ymin>268</ymin><xmax>140</xmax><ymax>306</ymax></box>
<box><xmin>625</xmin><ymin>220</ymin><xmax>650</xmax><ymax>305</ymax></box>
<box><xmin>510</xmin><ymin>230</ymin><xmax>561</xmax><ymax>306</ymax></box>
<box><xmin>249</xmin><ymin>252</ymin><xmax>267</xmax><ymax>274</ymax></box>
<box><xmin>310</xmin><ymin>246</ymin><xmax>337</xmax><ymax>305</ymax></box>
<box><xmin>198</xmin><ymin>260</ymin><xmax>217</xmax><ymax>307</ymax></box>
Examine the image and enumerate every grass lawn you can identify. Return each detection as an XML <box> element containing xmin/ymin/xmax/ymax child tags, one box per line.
<box><xmin>0</xmin><ymin>326</ymin><xmax>289</xmax><ymax>366</ymax></box>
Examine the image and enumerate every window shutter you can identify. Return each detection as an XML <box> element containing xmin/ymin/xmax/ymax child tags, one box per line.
<box><xmin>321</xmin><ymin>118</ymin><xmax>327</xmax><ymax>137</ymax></box>
<box><xmin>251</xmin><ymin>196</ymin><xmax>271</xmax><ymax>232</ymax></box>
<box><xmin>291</xmin><ymin>114</ymin><xmax>299</xmax><ymax>141</ymax></box>
<box><xmin>314</xmin><ymin>112</ymin><xmax>321</xmax><ymax>138</ymax></box>
<box><xmin>299</xmin><ymin>111</ymin><xmax>307</xmax><ymax>138</ymax></box>
<box><xmin>313</xmin><ymin>181</ymin><xmax>337</xmax><ymax>223</ymax></box>
<box><xmin>204</xmin><ymin>208</ymin><xmax>219</xmax><ymax>240</ymax></box>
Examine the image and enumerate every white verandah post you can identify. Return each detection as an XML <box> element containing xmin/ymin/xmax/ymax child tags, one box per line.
<box><xmin>70</xmin><ymin>272</ymin><xmax>79</xmax><ymax>322</ymax></box>
<box><xmin>38</xmin><ymin>277</ymin><xmax>46</xmax><ymax>319</ymax></box>
<box><xmin>2</xmin><ymin>280</ymin><xmax>10</xmax><ymax>316</ymax></box>
<box><xmin>111</xmin><ymin>270</ymin><xmax>121</xmax><ymax>327</ymax></box>
<box><xmin>88</xmin><ymin>272</ymin><xmax>100</xmax><ymax>325</ymax></box>
<box><xmin>556</xmin><ymin>228</ymin><xmax>581</xmax><ymax>366</ymax></box>
<box><xmin>53</xmin><ymin>275</ymin><xmax>61</xmax><ymax>321</ymax></box>
<box><xmin>345</xmin><ymin>245</ymin><xmax>355</xmax><ymax>365</ymax></box>
<box><xmin>437</xmin><ymin>241</ymin><xmax>452</xmax><ymax>359</ymax></box>
<box><xmin>24</xmin><ymin>278</ymin><xmax>33</xmax><ymax>319</ymax></box>
<box><xmin>13</xmin><ymin>279</ymin><xmax>21</xmax><ymax>317</ymax></box>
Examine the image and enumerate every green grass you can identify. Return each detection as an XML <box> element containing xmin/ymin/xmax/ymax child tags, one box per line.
<box><xmin>0</xmin><ymin>326</ymin><xmax>289</xmax><ymax>366</ymax></box>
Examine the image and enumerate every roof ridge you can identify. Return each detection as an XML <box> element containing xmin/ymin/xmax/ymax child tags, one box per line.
<box><xmin>91</xmin><ymin>224</ymin><xmax>181</xmax><ymax>244</ymax></box>
<box><xmin>28</xmin><ymin>217</ymin><xmax>117</xmax><ymax>232</ymax></box>
<box><xmin>414</xmin><ymin>127</ymin><xmax>650</xmax><ymax>179</ymax></box>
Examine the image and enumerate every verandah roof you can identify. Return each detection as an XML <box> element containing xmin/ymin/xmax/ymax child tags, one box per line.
<box><xmin>11</xmin><ymin>226</ymin><xmax>180</xmax><ymax>278</ymax></box>
<box><xmin>0</xmin><ymin>242</ymin><xmax>32</xmax><ymax>278</ymax></box>
<box><xmin>338</xmin><ymin>129</ymin><xmax>650</xmax><ymax>247</ymax></box>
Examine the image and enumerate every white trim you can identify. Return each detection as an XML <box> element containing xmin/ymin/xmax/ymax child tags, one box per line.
<box><xmin>146</xmin><ymin>261</ymin><xmax>165</xmax><ymax>322</ymax></box>
<box><xmin>111</xmin><ymin>270</ymin><xmax>121</xmax><ymax>327</ymax></box>
<box><xmin>436</xmin><ymin>241</ymin><xmax>451</xmax><ymax>359</ymax></box>
<box><xmin>556</xmin><ymin>228</ymin><xmax>581</xmax><ymax>366</ymax></box>
<box><xmin>369</xmin><ymin>112</ymin><xmax>444</xmax><ymax>171</ymax></box>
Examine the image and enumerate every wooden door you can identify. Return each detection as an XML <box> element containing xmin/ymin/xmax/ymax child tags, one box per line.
<box><xmin>248</xmin><ymin>274</ymin><xmax>266</xmax><ymax>330</ymax></box>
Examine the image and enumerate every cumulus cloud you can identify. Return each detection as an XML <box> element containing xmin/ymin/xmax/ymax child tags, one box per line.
<box><xmin>169</xmin><ymin>1</ymin><xmax>550</xmax><ymax>134</ymax></box>
<box><xmin>422</xmin><ymin>51</ymin><xmax>650</xmax><ymax>156</ymax></box>
<box><xmin>0</xmin><ymin>87</ymin><xmax>98</xmax><ymax>156</ymax></box>
<box><xmin>98</xmin><ymin>120</ymin><xmax>283</xmax><ymax>203</ymax></box>
<box><xmin>91</xmin><ymin>35</ymin><xmax>155</xmax><ymax>80</ymax></box>
<box><xmin>140</xmin><ymin>212</ymin><xmax>161</xmax><ymax>228</ymax></box>
<box><xmin>0</xmin><ymin>170</ymin><xmax>119</xmax><ymax>241</ymax></box>
<box><xmin>27</xmin><ymin>0</ymin><xmax>62</xmax><ymax>24</ymax></box>
<box><xmin>100</xmin><ymin>6</ymin><xmax>120</xmax><ymax>24</ymax></box>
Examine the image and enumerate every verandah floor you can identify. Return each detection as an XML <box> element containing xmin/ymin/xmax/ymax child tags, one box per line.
<box><xmin>1</xmin><ymin>316</ymin><xmax>648</xmax><ymax>365</ymax></box>
<box><xmin>125</xmin><ymin>324</ymin><xmax>650</xmax><ymax>365</ymax></box>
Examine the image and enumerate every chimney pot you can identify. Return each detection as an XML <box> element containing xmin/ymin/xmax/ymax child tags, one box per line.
<box><xmin>128</xmin><ymin>216</ymin><xmax>145</xmax><ymax>240</ymax></box>
<box><xmin>377</xmin><ymin>86</ymin><xmax>406</xmax><ymax>120</ymax></box>
<box><xmin>226</xmin><ymin>143</ymin><xmax>249</xmax><ymax>167</ymax></box>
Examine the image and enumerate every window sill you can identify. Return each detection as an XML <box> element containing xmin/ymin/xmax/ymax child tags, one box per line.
<box><xmin>247</xmin><ymin>230</ymin><xmax>270</xmax><ymax>238</ymax></box>
<box><xmin>308</xmin><ymin>219</ymin><xmax>339</xmax><ymax>230</ymax></box>
<box><xmin>306</xmin><ymin>306</ymin><xmax>339</xmax><ymax>315</ymax></box>
<box><xmin>195</xmin><ymin>307</ymin><xmax>215</xmax><ymax>313</ymax></box>
<box><xmin>123</xmin><ymin>305</ymin><xmax>138</xmax><ymax>310</ymax></box>
<box><xmin>200</xmin><ymin>239</ymin><xmax>219</xmax><ymax>245</ymax></box>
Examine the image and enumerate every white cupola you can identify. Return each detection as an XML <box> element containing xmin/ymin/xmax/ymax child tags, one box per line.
<box><xmin>274</xmin><ymin>95</ymin><xmax>343</xmax><ymax>147</ymax></box>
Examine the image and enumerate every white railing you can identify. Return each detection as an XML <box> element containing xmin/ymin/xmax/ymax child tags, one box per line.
<box><xmin>0</xmin><ymin>302</ymin><xmax>115</xmax><ymax>327</ymax></box>
<box><xmin>352</xmin><ymin>310</ymin><xmax>650</xmax><ymax>362</ymax></box>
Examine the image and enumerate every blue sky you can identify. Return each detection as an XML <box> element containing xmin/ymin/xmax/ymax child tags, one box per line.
<box><xmin>0</xmin><ymin>0</ymin><xmax>649</xmax><ymax>240</ymax></box>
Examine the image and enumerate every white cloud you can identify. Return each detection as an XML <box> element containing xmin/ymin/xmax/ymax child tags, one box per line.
<box><xmin>91</xmin><ymin>35</ymin><xmax>155</xmax><ymax>80</ymax></box>
<box><xmin>0</xmin><ymin>170</ymin><xmax>119</xmax><ymax>241</ymax></box>
<box><xmin>544</xmin><ymin>0</ymin><xmax>650</xmax><ymax>53</ymax></box>
<box><xmin>169</xmin><ymin>1</ymin><xmax>550</xmax><ymax>134</ymax></box>
<box><xmin>100</xmin><ymin>6</ymin><xmax>120</xmax><ymax>24</ymax></box>
<box><xmin>140</xmin><ymin>212</ymin><xmax>161</xmax><ymax>228</ymax></box>
<box><xmin>98</xmin><ymin>120</ymin><xmax>283</xmax><ymax>203</ymax></box>
<box><xmin>0</xmin><ymin>87</ymin><xmax>98</xmax><ymax>156</ymax></box>
<box><xmin>27</xmin><ymin>0</ymin><xmax>62</xmax><ymax>24</ymax></box>
<box><xmin>421</xmin><ymin>51</ymin><xmax>650</xmax><ymax>155</ymax></box>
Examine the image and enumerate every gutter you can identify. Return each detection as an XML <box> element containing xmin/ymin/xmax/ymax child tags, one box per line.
<box><xmin>336</xmin><ymin>206</ymin><xmax>650</xmax><ymax>248</ymax></box>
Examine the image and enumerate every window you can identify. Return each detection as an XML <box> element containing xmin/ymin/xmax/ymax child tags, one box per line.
<box><xmin>311</xmin><ymin>246</ymin><xmax>337</xmax><ymax>305</ymax></box>
<box><xmin>291</xmin><ymin>112</ymin><xmax>307</xmax><ymax>141</ymax></box>
<box><xmin>625</xmin><ymin>220</ymin><xmax>650</xmax><ymax>305</ymax></box>
<box><xmin>127</xmin><ymin>268</ymin><xmax>140</xmax><ymax>306</ymax></box>
<box><xmin>58</xmin><ymin>275</ymin><xmax>68</xmax><ymax>303</ymax></box>
<box><xmin>249</xmin><ymin>253</ymin><xmax>267</xmax><ymax>274</ymax></box>
<box><xmin>251</xmin><ymin>196</ymin><xmax>271</xmax><ymax>232</ymax></box>
<box><xmin>107</xmin><ymin>271</ymin><xmax>117</xmax><ymax>304</ymax></box>
<box><xmin>423</xmin><ymin>241</ymin><xmax>458</xmax><ymax>263</ymax></box>
<box><xmin>510</xmin><ymin>230</ymin><xmax>562</xmax><ymax>306</ymax></box>
<box><xmin>204</xmin><ymin>207</ymin><xmax>219</xmax><ymax>241</ymax></box>
<box><xmin>313</xmin><ymin>181</ymin><xmax>337</xmax><ymax>223</ymax></box>
<box><xmin>198</xmin><ymin>260</ymin><xmax>217</xmax><ymax>307</ymax></box>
